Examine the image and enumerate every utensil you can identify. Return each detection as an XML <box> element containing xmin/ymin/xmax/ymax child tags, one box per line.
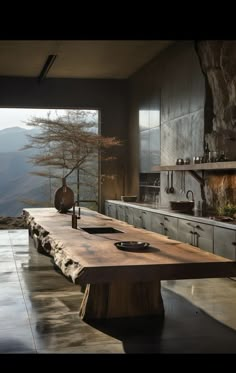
<box><xmin>165</xmin><ymin>171</ymin><xmax>170</xmax><ymax>194</ymax></box>
<box><xmin>180</xmin><ymin>171</ymin><xmax>184</xmax><ymax>194</ymax></box>
<box><xmin>183</xmin><ymin>171</ymin><xmax>186</xmax><ymax>194</ymax></box>
<box><xmin>169</xmin><ymin>171</ymin><xmax>175</xmax><ymax>193</ymax></box>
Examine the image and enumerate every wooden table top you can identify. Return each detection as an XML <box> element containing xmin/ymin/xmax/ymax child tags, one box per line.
<box><xmin>23</xmin><ymin>207</ymin><xmax>236</xmax><ymax>284</ymax></box>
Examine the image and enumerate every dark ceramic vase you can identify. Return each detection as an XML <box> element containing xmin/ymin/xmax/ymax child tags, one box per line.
<box><xmin>54</xmin><ymin>177</ymin><xmax>74</xmax><ymax>213</ymax></box>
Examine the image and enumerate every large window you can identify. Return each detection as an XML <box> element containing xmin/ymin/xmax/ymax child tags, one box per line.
<box><xmin>0</xmin><ymin>108</ymin><xmax>99</xmax><ymax>216</ymax></box>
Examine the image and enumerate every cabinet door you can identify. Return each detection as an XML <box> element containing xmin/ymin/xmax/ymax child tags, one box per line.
<box><xmin>125</xmin><ymin>206</ymin><xmax>134</xmax><ymax>225</ymax></box>
<box><xmin>214</xmin><ymin>227</ymin><xmax>236</xmax><ymax>260</ymax></box>
<box><xmin>151</xmin><ymin>213</ymin><xmax>164</xmax><ymax>235</ymax></box>
<box><xmin>116</xmin><ymin>205</ymin><xmax>126</xmax><ymax>222</ymax></box>
<box><xmin>105</xmin><ymin>203</ymin><xmax>117</xmax><ymax>219</ymax></box>
<box><xmin>105</xmin><ymin>201</ymin><xmax>109</xmax><ymax>216</ymax></box>
<box><xmin>178</xmin><ymin>219</ymin><xmax>194</xmax><ymax>245</ymax></box>
<box><xmin>141</xmin><ymin>211</ymin><xmax>152</xmax><ymax>230</ymax></box>
<box><xmin>163</xmin><ymin>215</ymin><xmax>178</xmax><ymax>240</ymax></box>
<box><xmin>194</xmin><ymin>222</ymin><xmax>213</xmax><ymax>253</ymax></box>
<box><xmin>133</xmin><ymin>209</ymin><xmax>143</xmax><ymax>228</ymax></box>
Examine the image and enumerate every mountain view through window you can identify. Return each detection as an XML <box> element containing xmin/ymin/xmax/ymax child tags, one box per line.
<box><xmin>0</xmin><ymin>109</ymin><xmax>99</xmax><ymax>216</ymax></box>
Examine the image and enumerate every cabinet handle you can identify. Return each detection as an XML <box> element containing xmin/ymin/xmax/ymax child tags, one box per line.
<box><xmin>190</xmin><ymin>232</ymin><xmax>194</xmax><ymax>246</ymax></box>
<box><xmin>232</xmin><ymin>242</ymin><xmax>236</xmax><ymax>246</ymax></box>
<box><xmin>195</xmin><ymin>225</ymin><xmax>202</xmax><ymax>230</ymax></box>
<box><xmin>160</xmin><ymin>222</ymin><xmax>164</xmax><ymax>226</ymax></box>
<box><xmin>194</xmin><ymin>232</ymin><xmax>199</xmax><ymax>247</ymax></box>
<box><xmin>164</xmin><ymin>217</ymin><xmax>169</xmax><ymax>221</ymax></box>
<box><xmin>187</xmin><ymin>222</ymin><xmax>194</xmax><ymax>228</ymax></box>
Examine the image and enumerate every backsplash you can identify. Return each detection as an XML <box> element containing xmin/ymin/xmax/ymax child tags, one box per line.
<box><xmin>206</xmin><ymin>173</ymin><xmax>236</xmax><ymax>213</ymax></box>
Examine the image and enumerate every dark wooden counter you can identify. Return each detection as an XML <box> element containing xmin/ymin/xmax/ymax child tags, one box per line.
<box><xmin>23</xmin><ymin>207</ymin><xmax>236</xmax><ymax>320</ymax></box>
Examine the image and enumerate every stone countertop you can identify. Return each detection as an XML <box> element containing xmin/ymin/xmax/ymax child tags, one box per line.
<box><xmin>23</xmin><ymin>207</ymin><xmax>236</xmax><ymax>285</ymax></box>
<box><xmin>106</xmin><ymin>200</ymin><xmax>236</xmax><ymax>230</ymax></box>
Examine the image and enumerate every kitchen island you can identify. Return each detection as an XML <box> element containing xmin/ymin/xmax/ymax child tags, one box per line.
<box><xmin>23</xmin><ymin>207</ymin><xmax>236</xmax><ymax>320</ymax></box>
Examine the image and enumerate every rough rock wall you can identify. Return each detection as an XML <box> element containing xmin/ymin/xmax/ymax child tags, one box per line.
<box><xmin>196</xmin><ymin>41</ymin><xmax>236</xmax><ymax>211</ymax></box>
<box><xmin>196</xmin><ymin>40</ymin><xmax>236</xmax><ymax>158</ymax></box>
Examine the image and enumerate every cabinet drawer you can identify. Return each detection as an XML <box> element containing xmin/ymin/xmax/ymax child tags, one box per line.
<box><xmin>151</xmin><ymin>213</ymin><xmax>163</xmax><ymax>234</ymax></box>
<box><xmin>141</xmin><ymin>211</ymin><xmax>152</xmax><ymax>230</ymax></box>
<box><xmin>194</xmin><ymin>222</ymin><xmax>213</xmax><ymax>240</ymax></box>
<box><xmin>125</xmin><ymin>206</ymin><xmax>134</xmax><ymax>225</ymax></box>
<box><xmin>178</xmin><ymin>219</ymin><xmax>213</xmax><ymax>239</ymax></box>
<box><xmin>178</xmin><ymin>219</ymin><xmax>213</xmax><ymax>251</ymax></box>
<box><xmin>163</xmin><ymin>215</ymin><xmax>178</xmax><ymax>240</ymax></box>
<box><xmin>214</xmin><ymin>227</ymin><xmax>236</xmax><ymax>260</ymax></box>
<box><xmin>178</xmin><ymin>219</ymin><xmax>195</xmax><ymax>234</ymax></box>
<box><xmin>105</xmin><ymin>203</ymin><xmax>117</xmax><ymax>219</ymax></box>
<box><xmin>133</xmin><ymin>209</ymin><xmax>143</xmax><ymax>228</ymax></box>
<box><xmin>178</xmin><ymin>219</ymin><xmax>193</xmax><ymax>244</ymax></box>
<box><xmin>117</xmin><ymin>205</ymin><xmax>126</xmax><ymax>221</ymax></box>
<box><xmin>196</xmin><ymin>237</ymin><xmax>213</xmax><ymax>253</ymax></box>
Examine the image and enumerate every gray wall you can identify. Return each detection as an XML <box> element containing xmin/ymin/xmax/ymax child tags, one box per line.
<box><xmin>0</xmin><ymin>77</ymin><xmax>129</xmax><ymax>212</ymax></box>
<box><xmin>128</xmin><ymin>41</ymin><xmax>205</xmax><ymax>208</ymax></box>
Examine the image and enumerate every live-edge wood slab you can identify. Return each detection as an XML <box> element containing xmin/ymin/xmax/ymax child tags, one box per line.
<box><xmin>23</xmin><ymin>208</ymin><xmax>236</xmax><ymax>320</ymax></box>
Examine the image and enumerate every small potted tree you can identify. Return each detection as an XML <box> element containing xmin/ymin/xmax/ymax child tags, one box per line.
<box><xmin>22</xmin><ymin>110</ymin><xmax>122</xmax><ymax>212</ymax></box>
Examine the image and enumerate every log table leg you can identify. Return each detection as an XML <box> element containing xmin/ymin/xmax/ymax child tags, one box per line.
<box><xmin>79</xmin><ymin>280</ymin><xmax>164</xmax><ymax>320</ymax></box>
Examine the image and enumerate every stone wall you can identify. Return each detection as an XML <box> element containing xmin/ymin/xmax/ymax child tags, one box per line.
<box><xmin>196</xmin><ymin>41</ymin><xmax>236</xmax><ymax>211</ymax></box>
<box><xmin>128</xmin><ymin>41</ymin><xmax>206</xmax><ymax>208</ymax></box>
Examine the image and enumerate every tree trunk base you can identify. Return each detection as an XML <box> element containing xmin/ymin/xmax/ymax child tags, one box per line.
<box><xmin>79</xmin><ymin>280</ymin><xmax>164</xmax><ymax>320</ymax></box>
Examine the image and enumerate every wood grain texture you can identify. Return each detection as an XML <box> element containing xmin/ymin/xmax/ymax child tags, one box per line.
<box><xmin>23</xmin><ymin>207</ymin><xmax>236</xmax><ymax>319</ymax></box>
<box><xmin>79</xmin><ymin>281</ymin><xmax>164</xmax><ymax>320</ymax></box>
<box><xmin>23</xmin><ymin>207</ymin><xmax>236</xmax><ymax>285</ymax></box>
<box><xmin>152</xmin><ymin>161</ymin><xmax>236</xmax><ymax>171</ymax></box>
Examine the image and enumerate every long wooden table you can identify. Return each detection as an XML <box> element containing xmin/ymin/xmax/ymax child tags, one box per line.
<box><xmin>23</xmin><ymin>207</ymin><xmax>236</xmax><ymax>320</ymax></box>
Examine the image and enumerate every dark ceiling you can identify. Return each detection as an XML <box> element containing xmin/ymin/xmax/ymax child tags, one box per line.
<box><xmin>0</xmin><ymin>40</ymin><xmax>175</xmax><ymax>79</ymax></box>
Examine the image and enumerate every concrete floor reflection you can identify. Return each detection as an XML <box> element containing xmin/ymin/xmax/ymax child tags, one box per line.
<box><xmin>1</xmin><ymin>229</ymin><xmax>236</xmax><ymax>353</ymax></box>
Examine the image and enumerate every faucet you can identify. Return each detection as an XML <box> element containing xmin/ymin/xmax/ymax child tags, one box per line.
<box><xmin>186</xmin><ymin>190</ymin><xmax>194</xmax><ymax>202</ymax></box>
<box><xmin>72</xmin><ymin>201</ymin><xmax>81</xmax><ymax>229</ymax></box>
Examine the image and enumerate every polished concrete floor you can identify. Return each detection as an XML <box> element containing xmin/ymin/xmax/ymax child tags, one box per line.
<box><xmin>1</xmin><ymin>229</ymin><xmax>236</xmax><ymax>353</ymax></box>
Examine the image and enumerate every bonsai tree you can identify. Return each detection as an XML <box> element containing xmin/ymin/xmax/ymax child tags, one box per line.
<box><xmin>21</xmin><ymin>110</ymin><xmax>122</xmax><ymax>211</ymax></box>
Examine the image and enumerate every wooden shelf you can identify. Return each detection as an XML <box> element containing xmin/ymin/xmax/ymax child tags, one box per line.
<box><xmin>140</xmin><ymin>184</ymin><xmax>160</xmax><ymax>188</ymax></box>
<box><xmin>152</xmin><ymin>161</ymin><xmax>236</xmax><ymax>172</ymax></box>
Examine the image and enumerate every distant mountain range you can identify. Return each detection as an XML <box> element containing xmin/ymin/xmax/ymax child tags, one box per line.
<box><xmin>0</xmin><ymin>127</ymin><xmax>50</xmax><ymax>216</ymax></box>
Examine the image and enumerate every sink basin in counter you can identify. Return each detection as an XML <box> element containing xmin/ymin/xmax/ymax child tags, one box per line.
<box><xmin>81</xmin><ymin>227</ymin><xmax>124</xmax><ymax>234</ymax></box>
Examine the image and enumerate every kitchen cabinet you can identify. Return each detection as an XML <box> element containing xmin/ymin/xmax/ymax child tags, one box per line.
<box><xmin>162</xmin><ymin>215</ymin><xmax>178</xmax><ymax>240</ymax></box>
<box><xmin>151</xmin><ymin>213</ymin><xmax>178</xmax><ymax>239</ymax></box>
<box><xmin>105</xmin><ymin>201</ymin><xmax>236</xmax><ymax>259</ymax></box>
<box><xmin>132</xmin><ymin>209</ymin><xmax>143</xmax><ymax>228</ymax></box>
<box><xmin>178</xmin><ymin>219</ymin><xmax>213</xmax><ymax>252</ymax></box>
<box><xmin>116</xmin><ymin>204</ymin><xmax>126</xmax><ymax>222</ymax></box>
<box><xmin>150</xmin><ymin>212</ymin><xmax>163</xmax><ymax>235</ymax></box>
<box><xmin>105</xmin><ymin>202</ymin><xmax>117</xmax><ymax>219</ymax></box>
<box><xmin>141</xmin><ymin>210</ymin><xmax>152</xmax><ymax>230</ymax></box>
<box><xmin>214</xmin><ymin>226</ymin><xmax>236</xmax><ymax>260</ymax></box>
<box><xmin>124</xmin><ymin>206</ymin><xmax>133</xmax><ymax>225</ymax></box>
<box><xmin>139</xmin><ymin>105</ymin><xmax>160</xmax><ymax>173</ymax></box>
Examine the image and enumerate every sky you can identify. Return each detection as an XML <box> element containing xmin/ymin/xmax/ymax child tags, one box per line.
<box><xmin>0</xmin><ymin>108</ymin><xmax>98</xmax><ymax>130</ymax></box>
<box><xmin>0</xmin><ymin>108</ymin><xmax>67</xmax><ymax>130</ymax></box>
